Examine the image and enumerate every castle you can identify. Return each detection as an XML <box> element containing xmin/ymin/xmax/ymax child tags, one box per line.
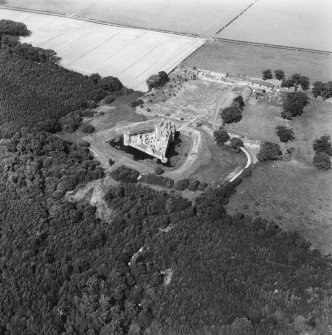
<box><xmin>123</xmin><ymin>121</ymin><xmax>176</xmax><ymax>163</ymax></box>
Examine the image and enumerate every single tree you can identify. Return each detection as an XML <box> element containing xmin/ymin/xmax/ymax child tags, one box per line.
<box><xmin>281</xmin><ymin>78</ymin><xmax>294</xmax><ymax>88</ymax></box>
<box><xmin>281</xmin><ymin>91</ymin><xmax>309</xmax><ymax>119</ymax></box>
<box><xmin>257</xmin><ymin>142</ymin><xmax>282</xmax><ymax>161</ymax></box>
<box><xmin>291</xmin><ymin>73</ymin><xmax>301</xmax><ymax>85</ymax></box>
<box><xmin>313</xmin><ymin>136</ymin><xmax>332</xmax><ymax>155</ymax></box>
<box><xmin>82</xmin><ymin>124</ymin><xmax>95</xmax><ymax>133</ymax></box>
<box><xmin>274</xmin><ymin>70</ymin><xmax>285</xmax><ymax>80</ymax></box>
<box><xmin>275</xmin><ymin>126</ymin><xmax>295</xmax><ymax>143</ymax></box>
<box><xmin>312</xmin><ymin>81</ymin><xmax>323</xmax><ymax>97</ymax></box>
<box><xmin>221</xmin><ymin>105</ymin><xmax>242</xmax><ymax>124</ymax></box>
<box><xmin>233</xmin><ymin>95</ymin><xmax>245</xmax><ymax>109</ymax></box>
<box><xmin>262</xmin><ymin>69</ymin><xmax>273</xmax><ymax>80</ymax></box>
<box><xmin>229</xmin><ymin>137</ymin><xmax>244</xmax><ymax>152</ymax></box>
<box><xmin>313</xmin><ymin>152</ymin><xmax>331</xmax><ymax>169</ymax></box>
<box><xmin>299</xmin><ymin>76</ymin><xmax>310</xmax><ymax>90</ymax></box>
<box><xmin>213</xmin><ymin>128</ymin><xmax>230</xmax><ymax>146</ymax></box>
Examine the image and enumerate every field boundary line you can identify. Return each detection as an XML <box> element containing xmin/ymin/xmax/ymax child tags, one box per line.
<box><xmin>215</xmin><ymin>0</ymin><xmax>259</xmax><ymax>36</ymax></box>
<box><xmin>214</xmin><ymin>38</ymin><xmax>332</xmax><ymax>55</ymax></box>
<box><xmin>0</xmin><ymin>5</ymin><xmax>205</xmax><ymax>40</ymax></box>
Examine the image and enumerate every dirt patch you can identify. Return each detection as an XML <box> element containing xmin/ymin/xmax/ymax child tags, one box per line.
<box><xmin>66</xmin><ymin>174</ymin><xmax>117</xmax><ymax>222</ymax></box>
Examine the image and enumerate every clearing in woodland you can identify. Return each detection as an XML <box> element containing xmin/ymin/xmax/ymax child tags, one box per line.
<box><xmin>0</xmin><ymin>8</ymin><xmax>204</xmax><ymax>91</ymax></box>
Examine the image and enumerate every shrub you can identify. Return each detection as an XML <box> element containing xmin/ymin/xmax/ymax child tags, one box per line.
<box><xmin>140</xmin><ymin>174</ymin><xmax>174</xmax><ymax>188</ymax></box>
<box><xmin>98</xmin><ymin>76</ymin><xmax>123</xmax><ymax>92</ymax></box>
<box><xmin>146</xmin><ymin>71</ymin><xmax>169</xmax><ymax>90</ymax></box>
<box><xmin>82</xmin><ymin>124</ymin><xmax>95</xmax><ymax>134</ymax></box>
<box><xmin>233</xmin><ymin>96</ymin><xmax>245</xmax><ymax>109</ymax></box>
<box><xmin>229</xmin><ymin>137</ymin><xmax>244</xmax><ymax>151</ymax></box>
<box><xmin>313</xmin><ymin>136</ymin><xmax>332</xmax><ymax>155</ymax></box>
<box><xmin>275</xmin><ymin>126</ymin><xmax>295</xmax><ymax>143</ymax></box>
<box><xmin>104</xmin><ymin>95</ymin><xmax>115</xmax><ymax>104</ymax></box>
<box><xmin>174</xmin><ymin>179</ymin><xmax>189</xmax><ymax>191</ymax></box>
<box><xmin>262</xmin><ymin>69</ymin><xmax>273</xmax><ymax>80</ymax></box>
<box><xmin>109</xmin><ymin>158</ymin><xmax>114</xmax><ymax>166</ymax></box>
<box><xmin>110</xmin><ymin>165</ymin><xmax>139</xmax><ymax>183</ymax></box>
<box><xmin>35</xmin><ymin>119</ymin><xmax>60</xmax><ymax>133</ymax></box>
<box><xmin>257</xmin><ymin>142</ymin><xmax>282</xmax><ymax>161</ymax></box>
<box><xmin>274</xmin><ymin>70</ymin><xmax>285</xmax><ymax>80</ymax></box>
<box><xmin>188</xmin><ymin>180</ymin><xmax>200</xmax><ymax>191</ymax></box>
<box><xmin>313</xmin><ymin>152</ymin><xmax>331</xmax><ymax>169</ymax></box>
<box><xmin>78</xmin><ymin>140</ymin><xmax>90</xmax><ymax>148</ymax></box>
<box><xmin>221</xmin><ymin>106</ymin><xmax>242</xmax><ymax>124</ymax></box>
<box><xmin>130</xmin><ymin>98</ymin><xmax>144</xmax><ymax>107</ymax></box>
<box><xmin>213</xmin><ymin>129</ymin><xmax>230</xmax><ymax>146</ymax></box>
<box><xmin>79</xmin><ymin>109</ymin><xmax>95</xmax><ymax>117</ymax></box>
<box><xmin>154</xmin><ymin>166</ymin><xmax>164</xmax><ymax>175</ymax></box>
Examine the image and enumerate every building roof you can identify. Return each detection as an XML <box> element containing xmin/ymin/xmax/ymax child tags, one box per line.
<box><xmin>251</xmin><ymin>79</ymin><xmax>275</xmax><ymax>88</ymax></box>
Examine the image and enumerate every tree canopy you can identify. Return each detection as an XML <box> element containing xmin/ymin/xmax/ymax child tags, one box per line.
<box><xmin>257</xmin><ymin>141</ymin><xmax>282</xmax><ymax>161</ymax></box>
<box><xmin>281</xmin><ymin>91</ymin><xmax>309</xmax><ymax>119</ymax></box>
<box><xmin>274</xmin><ymin>69</ymin><xmax>285</xmax><ymax>80</ymax></box>
<box><xmin>262</xmin><ymin>69</ymin><xmax>272</xmax><ymax>80</ymax></box>
<box><xmin>221</xmin><ymin>105</ymin><xmax>242</xmax><ymax>124</ymax></box>
<box><xmin>213</xmin><ymin>128</ymin><xmax>230</xmax><ymax>145</ymax></box>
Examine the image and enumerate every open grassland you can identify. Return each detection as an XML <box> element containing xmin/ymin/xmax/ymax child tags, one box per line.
<box><xmin>0</xmin><ymin>9</ymin><xmax>204</xmax><ymax>91</ymax></box>
<box><xmin>225</xmin><ymin>99</ymin><xmax>288</xmax><ymax>142</ymax></box>
<box><xmin>182</xmin><ymin>41</ymin><xmax>332</xmax><ymax>82</ymax></box>
<box><xmin>4</xmin><ymin>0</ymin><xmax>253</xmax><ymax>36</ymax></box>
<box><xmin>218</xmin><ymin>0</ymin><xmax>332</xmax><ymax>52</ymax></box>
<box><xmin>190</xmin><ymin>143</ymin><xmax>246</xmax><ymax>187</ymax></box>
<box><xmin>227</xmin><ymin>98</ymin><xmax>332</xmax><ymax>254</ymax></box>
<box><xmin>227</xmin><ymin>161</ymin><xmax>332</xmax><ymax>254</ymax></box>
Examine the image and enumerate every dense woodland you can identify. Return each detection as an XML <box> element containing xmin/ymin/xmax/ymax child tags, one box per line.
<box><xmin>0</xmin><ymin>20</ymin><xmax>124</xmax><ymax>136</ymax></box>
<box><xmin>0</xmin><ymin>20</ymin><xmax>332</xmax><ymax>335</ymax></box>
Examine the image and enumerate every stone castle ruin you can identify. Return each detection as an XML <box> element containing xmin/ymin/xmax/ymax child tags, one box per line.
<box><xmin>123</xmin><ymin>121</ymin><xmax>176</xmax><ymax>163</ymax></box>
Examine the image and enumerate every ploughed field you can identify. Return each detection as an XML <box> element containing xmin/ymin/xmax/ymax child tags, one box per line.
<box><xmin>4</xmin><ymin>0</ymin><xmax>253</xmax><ymax>36</ymax></box>
<box><xmin>0</xmin><ymin>9</ymin><xmax>204</xmax><ymax>91</ymax></box>
<box><xmin>218</xmin><ymin>0</ymin><xmax>332</xmax><ymax>52</ymax></box>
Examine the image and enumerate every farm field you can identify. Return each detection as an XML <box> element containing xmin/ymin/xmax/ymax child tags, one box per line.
<box><xmin>4</xmin><ymin>0</ymin><xmax>253</xmax><ymax>36</ymax></box>
<box><xmin>0</xmin><ymin>9</ymin><xmax>204</xmax><ymax>91</ymax></box>
<box><xmin>218</xmin><ymin>0</ymin><xmax>332</xmax><ymax>52</ymax></box>
<box><xmin>181</xmin><ymin>41</ymin><xmax>332</xmax><ymax>83</ymax></box>
<box><xmin>226</xmin><ymin>98</ymin><xmax>332</xmax><ymax>254</ymax></box>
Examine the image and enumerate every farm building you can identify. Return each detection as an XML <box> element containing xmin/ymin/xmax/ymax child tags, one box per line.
<box><xmin>123</xmin><ymin>120</ymin><xmax>176</xmax><ymax>163</ymax></box>
<box><xmin>250</xmin><ymin>79</ymin><xmax>275</xmax><ymax>90</ymax></box>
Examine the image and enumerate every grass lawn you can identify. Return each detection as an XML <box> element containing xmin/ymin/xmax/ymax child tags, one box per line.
<box><xmin>225</xmin><ymin>100</ymin><xmax>288</xmax><ymax>142</ymax></box>
<box><xmin>181</xmin><ymin>41</ymin><xmax>332</xmax><ymax>82</ymax></box>
<box><xmin>190</xmin><ymin>144</ymin><xmax>246</xmax><ymax>187</ymax></box>
<box><xmin>226</xmin><ymin>97</ymin><xmax>332</xmax><ymax>254</ymax></box>
<box><xmin>227</xmin><ymin>161</ymin><xmax>332</xmax><ymax>254</ymax></box>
